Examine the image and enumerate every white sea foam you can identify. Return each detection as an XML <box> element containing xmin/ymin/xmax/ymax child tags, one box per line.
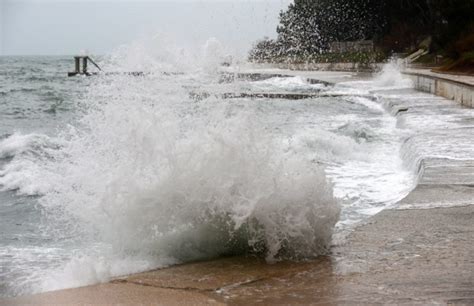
<box><xmin>331</xmin><ymin>61</ymin><xmax>413</xmax><ymax>96</ymax></box>
<box><xmin>0</xmin><ymin>41</ymin><xmax>348</xmax><ymax>293</ymax></box>
<box><xmin>373</xmin><ymin>61</ymin><xmax>413</xmax><ymax>88</ymax></box>
<box><xmin>41</xmin><ymin>89</ymin><xmax>340</xmax><ymax>259</ymax></box>
<box><xmin>0</xmin><ymin>133</ymin><xmax>62</xmax><ymax>195</ymax></box>
<box><xmin>252</xmin><ymin>76</ymin><xmax>325</xmax><ymax>92</ymax></box>
<box><xmin>0</xmin><ymin>48</ymin><xmax>425</xmax><ymax>296</ymax></box>
<box><xmin>0</xmin><ymin>133</ymin><xmax>55</xmax><ymax>159</ymax></box>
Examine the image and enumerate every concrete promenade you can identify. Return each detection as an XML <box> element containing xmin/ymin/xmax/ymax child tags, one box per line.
<box><xmin>223</xmin><ymin>65</ymin><xmax>474</xmax><ymax>108</ymax></box>
<box><xmin>6</xmin><ymin>206</ymin><xmax>473</xmax><ymax>305</ymax></box>
<box><xmin>402</xmin><ymin>68</ymin><xmax>474</xmax><ymax>108</ymax></box>
<box><xmin>3</xmin><ymin>69</ymin><xmax>474</xmax><ymax>305</ymax></box>
<box><xmin>220</xmin><ymin>66</ymin><xmax>372</xmax><ymax>85</ymax></box>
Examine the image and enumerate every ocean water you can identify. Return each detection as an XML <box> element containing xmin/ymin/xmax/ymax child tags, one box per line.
<box><xmin>1</xmin><ymin>43</ymin><xmax>471</xmax><ymax>298</ymax></box>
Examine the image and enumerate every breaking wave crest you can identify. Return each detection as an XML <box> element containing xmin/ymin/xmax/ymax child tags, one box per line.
<box><xmin>0</xmin><ymin>133</ymin><xmax>62</xmax><ymax>195</ymax></box>
<box><xmin>0</xmin><ymin>38</ymin><xmax>341</xmax><ymax>293</ymax></box>
<box><xmin>42</xmin><ymin>91</ymin><xmax>340</xmax><ymax>261</ymax></box>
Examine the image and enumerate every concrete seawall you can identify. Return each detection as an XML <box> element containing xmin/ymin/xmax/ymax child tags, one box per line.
<box><xmin>402</xmin><ymin>69</ymin><xmax>474</xmax><ymax>108</ymax></box>
<box><xmin>267</xmin><ymin>62</ymin><xmax>384</xmax><ymax>72</ymax></box>
<box><xmin>232</xmin><ymin>65</ymin><xmax>474</xmax><ymax>109</ymax></box>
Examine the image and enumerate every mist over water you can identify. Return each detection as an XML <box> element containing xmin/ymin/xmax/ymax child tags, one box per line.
<box><xmin>0</xmin><ymin>39</ymin><xmax>422</xmax><ymax>297</ymax></box>
<box><xmin>1</xmin><ymin>0</ymin><xmax>292</xmax><ymax>56</ymax></box>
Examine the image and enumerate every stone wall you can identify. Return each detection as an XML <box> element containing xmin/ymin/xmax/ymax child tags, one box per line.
<box><xmin>272</xmin><ymin>62</ymin><xmax>384</xmax><ymax>72</ymax></box>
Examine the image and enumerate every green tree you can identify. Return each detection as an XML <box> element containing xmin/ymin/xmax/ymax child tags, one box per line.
<box><xmin>275</xmin><ymin>0</ymin><xmax>384</xmax><ymax>56</ymax></box>
<box><xmin>249</xmin><ymin>0</ymin><xmax>474</xmax><ymax>62</ymax></box>
<box><xmin>248</xmin><ymin>37</ymin><xmax>281</xmax><ymax>63</ymax></box>
<box><xmin>276</xmin><ymin>0</ymin><xmax>324</xmax><ymax>58</ymax></box>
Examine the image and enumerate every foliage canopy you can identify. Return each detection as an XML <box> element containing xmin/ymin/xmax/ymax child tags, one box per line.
<box><xmin>249</xmin><ymin>0</ymin><xmax>474</xmax><ymax>63</ymax></box>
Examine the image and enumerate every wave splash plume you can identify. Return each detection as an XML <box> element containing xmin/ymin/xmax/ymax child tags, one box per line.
<box><xmin>0</xmin><ymin>38</ymin><xmax>340</xmax><ymax>294</ymax></box>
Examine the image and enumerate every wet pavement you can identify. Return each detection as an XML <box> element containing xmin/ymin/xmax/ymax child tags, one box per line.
<box><xmin>5</xmin><ymin>204</ymin><xmax>473</xmax><ymax>305</ymax></box>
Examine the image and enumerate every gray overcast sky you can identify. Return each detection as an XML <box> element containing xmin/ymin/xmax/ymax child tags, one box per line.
<box><xmin>0</xmin><ymin>0</ymin><xmax>292</xmax><ymax>56</ymax></box>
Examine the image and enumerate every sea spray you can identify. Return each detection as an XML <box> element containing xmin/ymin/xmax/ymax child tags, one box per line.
<box><xmin>39</xmin><ymin>77</ymin><xmax>340</xmax><ymax>260</ymax></box>
<box><xmin>1</xmin><ymin>40</ymin><xmax>336</xmax><ymax>291</ymax></box>
<box><xmin>0</xmin><ymin>45</ymin><xmax>421</xmax><ymax>297</ymax></box>
<box><xmin>374</xmin><ymin>60</ymin><xmax>413</xmax><ymax>88</ymax></box>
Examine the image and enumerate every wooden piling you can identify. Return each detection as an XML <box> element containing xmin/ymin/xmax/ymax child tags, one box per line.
<box><xmin>82</xmin><ymin>57</ymin><xmax>88</xmax><ymax>74</ymax></box>
<box><xmin>74</xmin><ymin>57</ymin><xmax>81</xmax><ymax>74</ymax></box>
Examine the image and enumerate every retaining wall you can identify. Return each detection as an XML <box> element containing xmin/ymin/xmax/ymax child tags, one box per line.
<box><xmin>271</xmin><ymin>62</ymin><xmax>384</xmax><ymax>72</ymax></box>
<box><xmin>403</xmin><ymin>71</ymin><xmax>474</xmax><ymax>108</ymax></box>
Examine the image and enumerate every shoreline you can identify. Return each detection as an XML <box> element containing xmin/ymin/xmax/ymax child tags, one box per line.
<box><xmin>223</xmin><ymin>63</ymin><xmax>474</xmax><ymax>108</ymax></box>
<box><xmin>6</xmin><ymin>206</ymin><xmax>473</xmax><ymax>305</ymax></box>
<box><xmin>3</xmin><ymin>69</ymin><xmax>474</xmax><ymax>305</ymax></box>
<box><xmin>402</xmin><ymin>68</ymin><xmax>474</xmax><ymax>108</ymax></box>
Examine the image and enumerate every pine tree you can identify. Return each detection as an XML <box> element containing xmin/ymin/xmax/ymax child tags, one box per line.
<box><xmin>276</xmin><ymin>0</ymin><xmax>324</xmax><ymax>58</ymax></box>
<box><xmin>249</xmin><ymin>0</ymin><xmax>474</xmax><ymax>62</ymax></box>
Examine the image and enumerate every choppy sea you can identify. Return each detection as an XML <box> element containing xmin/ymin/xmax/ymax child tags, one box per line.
<box><xmin>1</xmin><ymin>43</ymin><xmax>472</xmax><ymax>297</ymax></box>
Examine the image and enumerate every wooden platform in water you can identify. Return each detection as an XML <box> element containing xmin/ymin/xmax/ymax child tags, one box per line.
<box><xmin>68</xmin><ymin>72</ymin><xmax>146</xmax><ymax>77</ymax></box>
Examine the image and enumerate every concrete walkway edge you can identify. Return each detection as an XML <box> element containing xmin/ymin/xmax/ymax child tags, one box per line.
<box><xmin>402</xmin><ymin>69</ymin><xmax>474</xmax><ymax>108</ymax></box>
